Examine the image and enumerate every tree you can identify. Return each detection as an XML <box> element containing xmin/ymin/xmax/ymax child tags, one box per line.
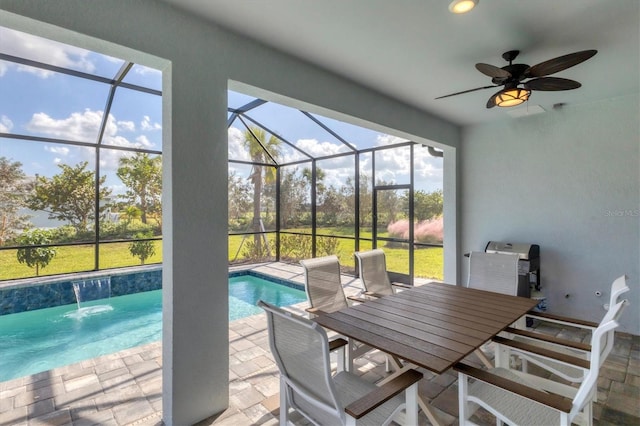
<box><xmin>279</xmin><ymin>168</ymin><xmax>309</xmax><ymax>227</ymax></box>
<box><xmin>243</xmin><ymin>127</ymin><xmax>280</xmax><ymax>253</ymax></box>
<box><xmin>121</xmin><ymin>206</ymin><xmax>142</xmax><ymax>230</ymax></box>
<box><xmin>16</xmin><ymin>229</ymin><xmax>57</xmax><ymax>276</ymax></box>
<box><xmin>116</xmin><ymin>152</ymin><xmax>162</xmax><ymax>225</ymax></box>
<box><xmin>346</xmin><ymin>173</ymin><xmax>373</xmax><ymax>227</ymax></box>
<box><xmin>0</xmin><ymin>157</ymin><xmax>32</xmax><ymax>245</ymax></box>
<box><xmin>375</xmin><ymin>179</ymin><xmax>401</xmax><ymax>226</ymax></box>
<box><xmin>412</xmin><ymin>189</ymin><xmax>443</xmax><ymax>221</ymax></box>
<box><xmin>26</xmin><ymin>162</ymin><xmax>111</xmax><ymax>233</ymax></box>
<box><xmin>228</xmin><ymin>170</ymin><xmax>251</xmax><ymax>223</ymax></box>
<box><xmin>129</xmin><ymin>231</ymin><xmax>156</xmax><ymax>265</ymax></box>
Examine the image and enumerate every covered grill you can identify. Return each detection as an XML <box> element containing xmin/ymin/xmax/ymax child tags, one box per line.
<box><xmin>484</xmin><ymin>241</ymin><xmax>540</xmax><ymax>298</ymax></box>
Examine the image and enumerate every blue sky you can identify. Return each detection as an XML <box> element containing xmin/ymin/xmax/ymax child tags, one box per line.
<box><xmin>0</xmin><ymin>25</ymin><xmax>442</xmax><ymax>197</ymax></box>
<box><xmin>0</xmin><ymin>26</ymin><xmax>162</xmax><ymax>197</ymax></box>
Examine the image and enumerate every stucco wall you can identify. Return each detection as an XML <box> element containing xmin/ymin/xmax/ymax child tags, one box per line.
<box><xmin>0</xmin><ymin>1</ymin><xmax>460</xmax><ymax>424</ymax></box>
<box><xmin>461</xmin><ymin>95</ymin><xmax>639</xmax><ymax>334</ymax></box>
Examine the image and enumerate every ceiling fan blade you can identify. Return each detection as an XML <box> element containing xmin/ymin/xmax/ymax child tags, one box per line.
<box><xmin>476</xmin><ymin>63</ymin><xmax>511</xmax><ymax>79</ymax></box>
<box><xmin>435</xmin><ymin>85</ymin><xmax>498</xmax><ymax>100</ymax></box>
<box><xmin>524</xmin><ymin>77</ymin><xmax>582</xmax><ymax>91</ymax></box>
<box><xmin>525</xmin><ymin>50</ymin><xmax>597</xmax><ymax>77</ymax></box>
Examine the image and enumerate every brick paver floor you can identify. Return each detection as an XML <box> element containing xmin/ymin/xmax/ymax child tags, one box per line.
<box><xmin>1</xmin><ymin>263</ymin><xmax>638</xmax><ymax>425</ymax></box>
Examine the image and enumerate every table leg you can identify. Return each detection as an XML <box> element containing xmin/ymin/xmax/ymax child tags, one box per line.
<box><xmin>377</xmin><ymin>358</ymin><xmax>444</xmax><ymax>426</ymax></box>
<box><xmin>418</xmin><ymin>396</ymin><xmax>444</xmax><ymax>426</ymax></box>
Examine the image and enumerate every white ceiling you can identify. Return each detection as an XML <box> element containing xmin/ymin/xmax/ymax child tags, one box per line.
<box><xmin>161</xmin><ymin>0</ymin><xmax>639</xmax><ymax>126</ymax></box>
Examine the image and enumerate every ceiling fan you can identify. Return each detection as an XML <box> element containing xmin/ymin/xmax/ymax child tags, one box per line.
<box><xmin>436</xmin><ymin>49</ymin><xmax>597</xmax><ymax>108</ymax></box>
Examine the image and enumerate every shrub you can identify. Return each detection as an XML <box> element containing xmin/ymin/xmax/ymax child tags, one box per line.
<box><xmin>129</xmin><ymin>232</ymin><xmax>156</xmax><ymax>265</ymax></box>
<box><xmin>316</xmin><ymin>236</ymin><xmax>341</xmax><ymax>257</ymax></box>
<box><xmin>15</xmin><ymin>229</ymin><xmax>57</xmax><ymax>276</ymax></box>
<box><xmin>387</xmin><ymin>217</ymin><xmax>443</xmax><ymax>245</ymax></box>
<box><xmin>279</xmin><ymin>234</ymin><xmax>312</xmax><ymax>260</ymax></box>
<box><xmin>241</xmin><ymin>239</ymin><xmax>273</xmax><ymax>261</ymax></box>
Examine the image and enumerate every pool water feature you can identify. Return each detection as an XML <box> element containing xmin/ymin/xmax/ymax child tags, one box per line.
<box><xmin>0</xmin><ymin>274</ymin><xmax>306</xmax><ymax>382</ymax></box>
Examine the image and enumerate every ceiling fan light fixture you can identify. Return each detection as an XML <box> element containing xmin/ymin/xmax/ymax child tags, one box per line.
<box><xmin>449</xmin><ymin>0</ymin><xmax>478</xmax><ymax>14</ymax></box>
<box><xmin>496</xmin><ymin>88</ymin><xmax>531</xmax><ymax>107</ymax></box>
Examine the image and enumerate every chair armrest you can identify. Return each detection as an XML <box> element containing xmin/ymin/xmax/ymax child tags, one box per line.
<box><xmin>527</xmin><ymin>311</ymin><xmax>598</xmax><ymax>329</ymax></box>
<box><xmin>347</xmin><ymin>295</ymin><xmax>369</xmax><ymax>304</ymax></box>
<box><xmin>344</xmin><ymin>369</ymin><xmax>423</xmax><ymax>419</ymax></box>
<box><xmin>328</xmin><ymin>337</ymin><xmax>348</xmax><ymax>352</ymax></box>
<box><xmin>305</xmin><ymin>307</ymin><xmax>328</xmax><ymax>316</ymax></box>
<box><xmin>454</xmin><ymin>362</ymin><xmax>573</xmax><ymax>413</ymax></box>
<box><xmin>363</xmin><ymin>291</ymin><xmax>385</xmax><ymax>298</ymax></box>
<box><xmin>493</xmin><ymin>336</ymin><xmax>590</xmax><ymax>369</ymax></box>
<box><xmin>504</xmin><ymin>327</ymin><xmax>591</xmax><ymax>352</ymax></box>
<box><xmin>391</xmin><ymin>282</ymin><xmax>413</xmax><ymax>290</ymax></box>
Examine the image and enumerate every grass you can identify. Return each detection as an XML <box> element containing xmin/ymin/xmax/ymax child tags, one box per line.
<box><xmin>230</xmin><ymin>226</ymin><xmax>443</xmax><ymax>280</ymax></box>
<box><xmin>1</xmin><ymin>227</ymin><xmax>443</xmax><ymax>281</ymax></box>
<box><xmin>0</xmin><ymin>241</ymin><xmax>163</xmax><ymax>281</ymax></box>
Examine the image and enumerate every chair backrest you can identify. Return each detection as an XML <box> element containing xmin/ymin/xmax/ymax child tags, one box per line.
<box><xmin>300</xmin><ymin>255</ymin><xmax>348</xmax><ymax>313</ymax></box>
<box><xmin>467</xmin><ymin>251</ymin><xmax>520</xmax><ymax>296</ymax></box>
<box><xmin>354</xmin><ymin>249</ymin><xmax>393</xmax><ymax>296</ymax></box>
<box><xmin>258</xmin><ymin>300</ymin><xmax>345</xmax><ymax>425</ymax></box>
<box><xmin>609</xmin><ymin>275</ymin><xmax>629</xmax><ymax>309</ymax></box>
<box><xmin>570</xmin><ymin>298</ymin><xmax>628</xmax><ymax>419</ymax></box>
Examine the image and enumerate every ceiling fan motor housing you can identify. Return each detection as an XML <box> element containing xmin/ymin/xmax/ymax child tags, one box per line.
<box><xmin>492</xmin><ymin>63</ymin><xmax>530</xmax><ymax>84</ymax></box>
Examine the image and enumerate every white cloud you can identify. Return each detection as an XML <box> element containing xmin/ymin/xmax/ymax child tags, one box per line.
<box><xmin>376</xmin><ymin>134</ymin><xmax>409</xmax><ymax>146</ymax></box>
<box><xmin>134</xmin><ymin>65</ymin><xmax>161</xmax><ymax>76</ymax></box>
<box><xmin>117</xmin><ymin>120</ymin><xmax>136</xmax><ymax>132</ymax></box>
<box><xmin>0</xmin><ymin>115</ymin><xmax>13</xmax><ymax>132</ymax></box>
<box><xmin>44</xmin><ymin>146</ymin><xmax>70</xmax><ymax>156</ymax></box>
<box><xmin>0</xmin><ymin>62</ymin><xmax>7</xmax><ymax>77</ymax></box>
<box><xmin>227</xmin><ymin>126</ymin><xmax>442</xmax><ymax>192</ymax></box>
<box><xmin>228</xmin><ymin>127</ymin><xmax>251</xmax><ymax>161</ymax></box>
<box><xmin>135</xmin><ymin>135</ymin><xmax>153</xmax><ymax>147</ymax></box>
<box><xmin>141</xmin><ymin>115</ymin><xmax>161</xmax><ymax>131</ymax></box>
<box><xmin>27</xmin><ymin>110</ymin><xmax>103</xmax><ymax>141</ymax></box>
<box><xmin>0</xmin><ymin>27</ymin><xmax>96</xmax><ymax>78</ymax></box>
<box><xmin>27</xmin><ymin>109</ymin><xmax>156</xmax><ymax>151</ymax></box>
<box><xmin>295</xmin><ymin>138</ymin><xmax>350</xmax><ymax>158</ymax></box>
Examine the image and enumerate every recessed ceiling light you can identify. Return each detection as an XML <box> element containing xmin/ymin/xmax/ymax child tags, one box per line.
<box><xmin>449</xmin><ymin>0</ymin><xmax>478</xmax><ymax>14</ymax></box>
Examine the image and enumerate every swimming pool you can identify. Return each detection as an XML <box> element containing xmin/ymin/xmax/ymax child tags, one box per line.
<box><xmin>0</xmin><ymin>274</ymin><xmax>306</xmax><ymax>382</ymax></box>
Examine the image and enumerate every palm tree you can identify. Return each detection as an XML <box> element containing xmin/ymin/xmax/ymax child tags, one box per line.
<box><xmin>243</xmin><ymin>126</ymin><xmax>280</xmax><ymax>256</ymax></box>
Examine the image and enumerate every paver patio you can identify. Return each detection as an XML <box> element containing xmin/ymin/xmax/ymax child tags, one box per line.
<box><xmin>1</xmin><ymin>263</ymin><xmax>638</xmax><ymax>425</ymax></box>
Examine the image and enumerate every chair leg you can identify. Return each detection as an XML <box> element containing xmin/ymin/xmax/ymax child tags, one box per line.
<box><xmin>346</xmin><ymin>341</ymin><xmax>355</xmax><ymax>372</ymax></box>
<box><xmin>279</xmin><ymin>377</ymin><xmax>289</xmax><ymax>425</ymax></box>
<box><xmin>494</xmin><ymin>343</ymin><xmax>510</xmax><ymax>369</ymax></box>
<box><xmin>405</xmin><ymin>382</ymin><xmax>418</xmax><ymax>426</ymax></box>
<box><xmin>458</xmin><ymin>372</ymin><xmax>470</xmax><ymax>425</ymax></box>
<box><xmin>338</xmin><ymin>344</ymin><xmax>346</xmax><ymax>373</ymax></box>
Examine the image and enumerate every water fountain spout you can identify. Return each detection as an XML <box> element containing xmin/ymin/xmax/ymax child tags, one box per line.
<box><xmin>71</xmin><ymin>277</ymin><xmax>113</xmax><ymax>316</ymax></box>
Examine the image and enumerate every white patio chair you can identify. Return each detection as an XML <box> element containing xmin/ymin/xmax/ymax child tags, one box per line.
<box><xmin>503</xmin><ymin>275</ymin><xmax>629</xmax><ymax>383</ymax></box>
<box><xmin>466</xmin><ymin>251</ymin><xmax>521</xmax><ymax>368</ymax></box>
<box><xmin>300</xmin><ymin>255</ymin><xmax>382</xmax><ymax>373</ymax></box>
<box><xmin>525</xmin><ymin>274</ymin><xmax>629</xmax><ymax>330</ymax></box>
<box><xmin>259</xmin><ymin>300</ymin><xmax>422</xmax><ymax>426</ymax></box>
<box><xmin>456</xmin><ymin>298</ymin><xmax>627</xmax><ymax>426</ymax></box>
<box><xmin>354</xmin><ymin>249</ymin><xmax>412</xmax><ymax>297</ymax></box>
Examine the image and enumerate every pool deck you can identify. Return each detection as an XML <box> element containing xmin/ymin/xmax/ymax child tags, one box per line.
<box><xmin>1</xmin><ymin>262</ymin><xmax>639</xmax><ymax>425</ymax></box>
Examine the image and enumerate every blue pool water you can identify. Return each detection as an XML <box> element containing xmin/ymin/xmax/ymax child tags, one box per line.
<box><xmin>0</xmin><ymin>275</ymin><xmax>306</xmax><ymax>382</ymax></box>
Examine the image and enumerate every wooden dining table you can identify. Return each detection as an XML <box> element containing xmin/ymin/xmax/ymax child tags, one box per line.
<box><xmin>314</xmin><ymin>281</ymin><xmax>538</xmax><ymax>425</ymax></box>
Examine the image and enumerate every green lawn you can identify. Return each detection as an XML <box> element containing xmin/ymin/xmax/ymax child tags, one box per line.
<box><xmin>0</xmin><ymin>241</ymin><xmax>163</xmax><ymax>281</ymax></box>
<box><xmin>1</xmin><ymin>228</ymin><xmax>443</xmax><ymax>281</ymax></box>
<box><xmin>229</xmin><ymin>226</ymin><xmax>443</xmax><ymax>280</ymax></box>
